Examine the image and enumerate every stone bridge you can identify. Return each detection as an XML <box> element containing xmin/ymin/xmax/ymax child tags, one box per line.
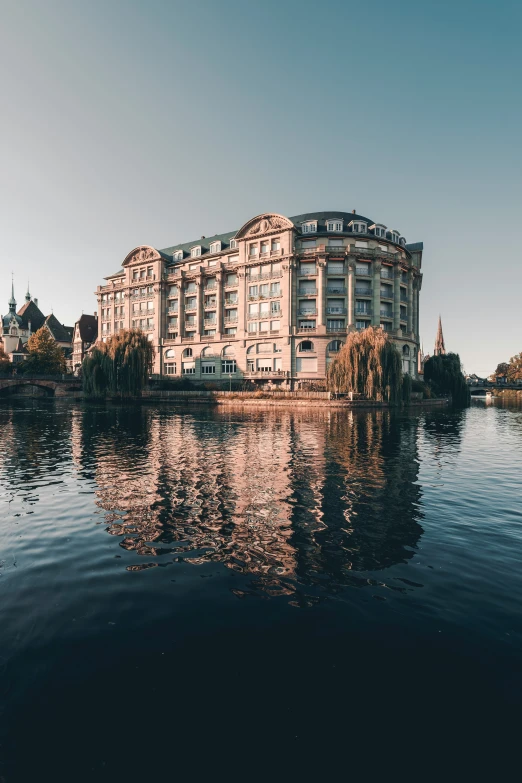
<box><xmin>0</xmin><ymin>376</ymin><xmax>83</xmax><ymax>397</ymax></box>
<box><xmin>469</xmin><ymin>382</ymin><xmax>522</xmax><ymax>395</ymax></box>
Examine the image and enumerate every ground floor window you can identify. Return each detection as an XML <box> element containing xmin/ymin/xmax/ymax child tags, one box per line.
<box><xmin>182</xmin><ymin>362</ymin><xmax>196</xmax><ymax>374</ymax></box>
<box><xmin>222</xmin><ymin>360</ymin><xmax>237</xmax><ymax>374</ymax></box>
<box><xmin>165</xmin><ymin>362</ymin><xmax>176</xmax><ymax>375</ymax></box>
<box><xmin>201</xmin><ymin>362</ymin><xmax>216</xmax><ymax>374</ymax></box>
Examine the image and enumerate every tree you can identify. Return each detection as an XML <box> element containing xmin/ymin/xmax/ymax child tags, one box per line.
<box><xmin>21</xmin><ymin>327</ymin><xmax>66</xmax><ymax>375</ymax></box>
<box><xmin>82</xmin><ymin>329</ymin><xmax>154</xmax><ymax>398</ymax></box>
<box><xmin>327</xmin><ymin>327</ymin><xmax>403</xmax><ymax>404</ymax></box>
<box><xmin>0</xmin><ymin>345</ymin><xmax>12</xmax><ymax>374</ymax></box>
<box><xmin>508</xmin><ymin>353</ymin><xmax>522</xmax><ymax>381</ymax></box>
<box><xmin>423</xmin><ymin>352</ymin><xmax>470</xmax><ymax>406</ymax></box>
<box><xmin>494</xmin><ymin>362</ymin><xmax>510</xmax><ymax>377</ymax></box>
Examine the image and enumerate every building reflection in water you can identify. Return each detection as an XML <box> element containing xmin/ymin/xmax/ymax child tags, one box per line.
<box><xmin>71</xmin><ymin>405</ymin><xmax>425</xmax><ymax>601</ymax></box>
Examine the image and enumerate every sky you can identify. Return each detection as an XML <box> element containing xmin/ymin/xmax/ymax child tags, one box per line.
<box><xmin>0</xmin><ymin>0</ymin><xmax>520</xmax><ymax>375</ymax></box>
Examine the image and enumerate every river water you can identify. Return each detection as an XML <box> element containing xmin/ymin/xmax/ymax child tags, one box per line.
<box><xmin>1</xmin><ymin>399</ymin><xmax>522</xmax><ymax>778</ymax></box>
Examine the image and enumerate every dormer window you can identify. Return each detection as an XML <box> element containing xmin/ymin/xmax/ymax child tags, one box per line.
<box><xmin>370</xmin><ymin>224</ymin><xmax>387</xmax><ymax>238</ymax></box>
<box><xmin>209</xmin><ymin>241</ymin><xmax>221</xmax><ymax>254</ymax></box>
<box><xmin>229</xmin><ymin>239</ymin><xmax>238</xmax><ymax>249</ymax></box>
<box><xmin>350</xmin><ymin>221</ymin><xmax>367</xmax><ymax>234</ymax></box>
<box><xmin>388</xmin><ymin>230</ymin><xmax>400</xmax><ymax>244</ymax></box>
<box><xmin>302</xmin><ymin>221</ymin><xmax>317</xmax><ymax>234</ymax></box>
<box><xmin>173</xmin><ymin>250</ymin><xmax>183</xmax><ymax>261</ymax></box>
<box><xmin>190</xmin><ymin>246</ymin><xmax>202</xmax><ymax>258</ymax></box>
<box><xmin>399</xmin><ymin>237</ymin><xmax>406</xmax><ymax>246</ymax></box>
<box><xmin>327</xmin><ymin>220</ymin><xmax>343</xmax><ymax>232</ymax></box>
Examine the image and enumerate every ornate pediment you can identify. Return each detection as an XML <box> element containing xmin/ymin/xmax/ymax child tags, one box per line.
<box><xmin>123</xmin><ymin>246</ymin><xmax>161</xmax><ymax>267</ymax></box>
<box><xmin>236</xmin><ymin>213</ymin><xmax>294</xmax><ymax>239</ymax></box>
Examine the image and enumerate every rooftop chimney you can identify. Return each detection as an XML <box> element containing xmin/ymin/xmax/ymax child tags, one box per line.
<box><xmin>352</xmin><ymin>209</ymin><xmax>356</xmax><ymax>214</ymax></box>
<box><xmin>34</xmin><ymin>298</ymin><xmax>38</xmax><ymax>307</ymax></box>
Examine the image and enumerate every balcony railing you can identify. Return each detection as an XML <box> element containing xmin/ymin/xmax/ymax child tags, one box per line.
<box><xmin>298</xmin><ymin>269</ymin><xmax>317</xmax><ymax>276</ymax></box>
<box><xmin>298</xmin><ymin>309</ymin><xmax>317</xmax><ymax>316</ymax></box>
<box><xmin>355</xmin><ymin>308</ymin><xmax>372</xmax><ymax>316</ymax></box>
<box><xmin>380</xmin><ymin>271</ymin><xmax>393</xmax><ymax>279</ymax></box>
<box><xmin>224</xmin><ymin>317</ymin><xmax>238</xmax><ymax>324</ymax></box>
<box><xmin>225</xmin><ymin>298</ymin><xmax>238</xmax><ymax>305</ymax></box>
<box><xmin>204</xmin><ymin>319</ymin><xmax>217</xmax><ymax>327</ymax></box>
<box><xmin>351</xmin><ymin>246</ymin><xmax>398</xmax><ymax>259</ymax></box>
<box><xmin>380</xmin><ymin>291</ymin><xmax>394</xmax><ymax>300</ymax></box>
<box><xmin>326</xmin><ymin>307</ymin><xmax>347</xmax><ymax>314</ymax></box>
<box><xmin>204</xmin><ymin>302</ymin><xmax>217</xmax><ymax>309</ymax></box>
<box><xmin>297</xmin><ymin>327</ymin><xmax>317</xmax><ymax>333</ymax></box>
<box><xmin>327</xmin><ymin>327</ymin><xmax>347</xmax><ymax>333</ymax></box>
<box><xmin>327</xmin><ymin>287</ymin><xmax>346</xmax><ymax>294</ymax></box>
<box><xmin>298</xmin><ymin>288</ymin><xmax>318</xmax><ymax>296</ymax></box>
<box><xmin>224</xmin><ymin>281</ymin><xmax>238</xmax><ymax>289</ymax></box>
<box><xmin>167</xmin><ymin>307</ymin><xmax>179</xmax><ymax>313</ymax></box>
<box><xmin>355</xmin><ymin>287</ymin><xmax>372</xmax><ymax>295</ymax></box>
<box><xmin>185</xmin><ymin>306</ymin><xmax>197</xmax><ymax>313</ymax></box>
<box><xmin>204</xmin><ymin>283</ymin><xmax>217</xmax><ymax>291</ymax></box>
<box><xmin>326</xmin><ymin>247</ymin><xmax>346</xmax><ymax>255</ymax></box>
<box><xmin>380</xmin><ymin>309</ymin><xmax>393</xmax><ymax>317</ymax></box>
<box><xmin>355</xmin><ymin>268</ymin><xmax>371</xmax><ymax>276</ymax></box>
<box><xmin>244</xmin><ymin>370</ymin><xmax>290</xmax><ymax>378</ymax></box>
<box><xmin>247</xmin><ymin>271</ymin><xmax>283</xmax><ymax>281</ymax></box>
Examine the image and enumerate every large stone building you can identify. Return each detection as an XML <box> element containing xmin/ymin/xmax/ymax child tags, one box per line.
<box><xmin>96</xmin><ymin>210</ymin><xmax>423</xmax><ymax>385</ymax></box>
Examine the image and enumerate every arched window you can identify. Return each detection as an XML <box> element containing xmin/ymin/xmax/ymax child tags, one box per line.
<box><xmin>246</xmin><ymin>345</ymin><xmax>256</xmax><ymax>354</ymax></box>
<box><xmin>327</xmin><ymin>340</ymin><xmax>344</xmax><ymax>353</ymax></box>
<box><xmin>222</xmin><ymin>345</ymin><xmax>235</xmax><ymax>356</ymax></box>
<box><xmin>201</xmin><ymin>346</ymin><xmax>212</xmax><ymax>357</ymax></box>
<box><xmin>298</xmin><ymin>340</ymin><xmax>314</xmax><ymax>352</ymax></box>
<box><xmin>165</xmin><ymin>348</ymin><xmax>175</xmax><ymax>358</ymax></box>
<box><xmin>183</xmin><ymin>347</ymin><xmax>193</xmax><ymax>358</ymax></box>
<box><xmin>403</xmin><ymin>345</ymin><xmax>410</xmax><ymax>356</ymax></box>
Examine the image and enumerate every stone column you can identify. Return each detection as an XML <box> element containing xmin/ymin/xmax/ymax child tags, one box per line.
<box><xmin>372</xmin><ymin>260</ymin><xmax>381</xmax><ymax>326</ymax></box>
<box><xmin>317</xmin><ymin>257</ymin><xmax>326</xmax><ymax>333</ymax></box>
<box><xmin>393</xmin><ymin>264</ymin><xmax>401</xmax><ymax>333</ymax></box>
<box><xmin>347</xmin><ymin>260</ymin><xmax>355</xmax><ymax>328</ymax></box>
<box><xmin>215</xmin><ymin>270</ymin><xmax>223</xmax><ymax>340</ymax></box>
<box><xmin>407</xmin><ymin>271</ymin><xmax>413</xmax><ymax>335</ymax></box>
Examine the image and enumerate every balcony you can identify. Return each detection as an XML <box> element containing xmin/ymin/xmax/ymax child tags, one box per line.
<box><xmin>225</xmin><ymin>298</ymin><xmax>238</xmax><ymax>306</ymax></box>
<box><xmin>182</xmin><ymin>336</ymin><xmax>195</xmax><ymax>342</ymax></box>
<box><xmin>247</xmin><ymin>271</ymin><xmax>283</xmax><ymax>281</ymax></box>
<box><xmin>380</xmin><ymin>309</ymin><xmax>393</xmax><ymax>318</ymax></box>
<box><xmin>185</xmin><ymin>305</ymin><xmax>197</xmax><ymax>313</ymax></box>
<box><xmin>327</xmin><ymin>327</ymin><xmax>347</xmax><ymax>333</ymax></box>
<box><xmin>167</xmin><ymin>307</ymin><xmax>179</xmax><ymax>313</ymax></box>
<box><xmin>297</xmin><ymin>327</ymin><xmax>317</xmax><ymax>334</ymax></box>
<box><xmin>326</xmin><ymin>307</ymin><xmax>347</xmax><ymax>315</ymax></box>
<box><xmin>244</xmin><ymin>370</ymin><xmax>290</xmax><ymax>378</ymax></box>
<box><xmin>400</xmin><ymin>297</ymin><xmax>408</xmax><ymax>304</ymax></box>
<box><xmin>224</xmin><ymin>282</ymin><xmax>238</xmax><ymax>289</ymax></box>
<box><xmin>327</xmin><ymin>287</ymin><xmax>346</xmax><ymax>294</ymax></box>
<box><xmin>355</xmin><ymin>309</ymin><xmax>372</xmax><ymax>316</ymax></box>
<box><xmin>380</xmin><ymin>291</ymin><xmax>394</xmax><ymax>300</ymax></box>
<box><xmin>298</xmin><ymin>288</ymin><xmax>318</xmax><ymax>296</ymax></box>
<box><xmin>351</xmin><ymin>246</ymin><xmax>398</xmax><ymax>259</ymax></box>
<box><xmin>204</xmin><ymin>319</ymin><xmax>217</xmax><ymax>327</ymax></box>
<box><xmin>355</xmin><ymin>268</ymin><xmax>371</xmax><ymax>276</ymax></box>
<box><xmin>204</xmin><ymin>283</ymin><xmax>217</xmax><ymax>291</ymax></box>
<box><xmin>326</xmin><ymin>247</ymin><xmax>346</xmax><ymax>256</ymax></box>
<box><xmin>224</xmin><ymin>317</ymin><xmax>238</xmax><ymax>324</ymax></box>
<box><xmin>298</xmin><ymin>269</ymin><xmax>317</xmax><ymax>277</ymax></box>
<box><xmin>380</xmin><ymin>270</ymin><xmax>393</xmax><ymax>280</ymax></box>
<box><xmin>355</xmin><ymin>287</ymin><xmax>372</xmax><ymax>296</ymax></box>
<box><xmin>298</xmin><ymin>309</ymin><xmax>317</xmax><ymax>316</ymax></box>
<box><xmin>204</xmin><ymin>303</ymin><xmax>217</xmax><ymax>310</ymax></box>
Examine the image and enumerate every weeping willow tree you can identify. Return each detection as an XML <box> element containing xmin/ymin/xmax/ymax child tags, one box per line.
<box><xmin>423</xmin><ymin>353</ymin><xmax>470</xmax><ymax>407</ymax></box>
<box><xmin>82</xmin><ymin>329</ymin><xmax>154</xmax><ymax>399</ymax></box>
<box><xmin>327</xmin><ymin>327</ymin><xmax>403</xmax><ymax>404</ymax></box>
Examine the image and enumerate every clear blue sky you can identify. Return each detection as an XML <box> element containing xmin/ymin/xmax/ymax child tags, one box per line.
<box><xmin>0</xmin><ymin>0</ymin><xmax>520</xmax><ymax>374</ymax></box>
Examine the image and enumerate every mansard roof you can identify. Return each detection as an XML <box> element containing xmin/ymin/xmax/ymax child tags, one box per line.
<box><xmin>17</xmin><ymin>300</ymin><xmax>46</xmax><ymax>331</ymax></box>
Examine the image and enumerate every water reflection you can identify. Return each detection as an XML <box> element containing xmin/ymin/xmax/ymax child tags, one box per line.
<box><xmin>70</xmin><ymin>405</ymin><xmax>426</xmax><ymax>600</ymax></box>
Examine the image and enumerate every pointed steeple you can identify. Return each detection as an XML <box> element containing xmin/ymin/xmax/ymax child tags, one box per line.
<box><xmin>8</xmin><ymin>276</ymin><xmax>16</xmax><ymax>311</ymax></box>
<box><xmin>434</xmin><ymin>316</ymin><xmax>446</xmax><ymax>356</ymax></box>
<box><xmin>25</xmin><ymin>280</ymin><xmax>31</xmax><ymax>302</ymax></box>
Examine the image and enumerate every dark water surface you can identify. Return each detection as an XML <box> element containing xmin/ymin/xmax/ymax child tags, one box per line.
<box><xmin>1</xmin><ymin>399</ymin><xmax>522</xmax><ymax>778</ymax></box>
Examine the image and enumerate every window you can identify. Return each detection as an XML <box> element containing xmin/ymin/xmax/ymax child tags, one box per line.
<box><xmin>165</xmin><ymin>362</ymin><xmax>176</xmax><ymax>375</ymax></box>
<box><xmin>173</xmin><ymin>250</ymin><xmax>183</xmax><ymax>261</ymax></box>
<box><xmin>327</xmin><ymin>261</ymin><xmax>345</xmax><ymax>274</ymax></box>
<box><xmin>259</xmin><ymin>321</ymin><xmax>269</xmax><ymax>332</ymax></box>
<box><xmin>182</xmin><ymin>361</ymin><xmax>196</xmax><ymax>374</ymax></box>
<box><xmin>225</xmin><ymin>327</ymin><xmax>237</xmax><ymax>335</ymax></box>
<box><xmin>399</xmin><ymin>237</ymin><xmax>407</xmax><ymax>246</ymax></box>
<box><xmin>356</xmin><ymin>300</ymin><xmax>371</xmax><ymax>314</ymax></box>
<box><xmin>261</xmin><ymin>242</ymin><xmax>269</xmax><ymax>255</ymax></box>
<box><xmin>271</xmin><ymin>302</ymin><xmax>281</xmax><ymax>314</ymax></box>
<box><xmin>299</xmin><ymin>340</ymin><xmax>314</xmax><ymax>352</ymax></box>
<box><xmin>257</xmin><ymin>358</ymin><xmax>272</xmax><ymax>371</ymax></box>
<box><xmin>228</xmin><ymin>254</ymin><xmax>239</xmax><ymax>264</ymax></box>
<box><xmin>248</xmin><ymin>322</ymin><xmax>257</xmax><ymax>332</ymax></box>
<box><xmin>259</xmin><ymin>283</ymin><xmax>269</xmax><ymax>297</ymax></box>
<box><xmin>226</xmin><ymin>273</ymin><xmax>238</xmax><ymax>287</ymax></box>
<box><xmin>271</xmin><ymin>320</ymin><xmax>280</xmax><ymax>331</ymax></box>
<box><xmin>209</xmin><ymin>241</ymin><xmax>221</xmax><ymax>254</ymax></box>
<box><xmin>168</xmin><ymin>285</ymin><xmax>178</xmax><ymax>297</ymax></box>
<box><xmin>191</xmin><ymin>246</ymin><xmax>201</xmax><ymax>257</ymax></box>
<box><xmin>225</xmin><ymin>309</ymin><xmax>238</xmax><ymax>322</ymax></box>
<box><xmin>140</xmin><ymin>268</ymin><xmax>146</xmax><ymax>279</ymax></box>
<box><xmin>351</xmin><ymin>222</ymin><xmax>367</xmax><ymax>234</ymax></box>
<box><xmin>356</xmin><ymin>320</ymin><xmax>370</xmax><ymax>330</ymax></box>
<box><xmin>299</xmin><ymin>320</ymin><xmax>316</xmax><ymax>330</ymax></box>
<box><xmin>356</xmin><ymin>263</ymin><xmax>371</xmax><ymax>276</ymax></box>
<box><xmin>327</xmin><ymin>340</ymin><xmax>344</xmax><ymax>352</ymax></box>
<box><xmin>355</xmin><ymin>241</ymin><xmax>368</xmax><ymax>248</ymax></box>
<box><xmin>389</xmin><ymin>231</ymin><xmax>400</xmax><ymax>244</ymax></box>
<box><xmin>302</xmin><ymin>221</ymin><xmax>317</xmax><ymax>234</ymax></box>
<box><xmin>229</xmin><ymin>239</ymin><xmax>238</xmax><ymax>249</ymax></box>
<box><xmin>222</xmin><ymin>345</ymin><xmax>235</xmax><ymax>356</ymax></box>
<box><xmin>186</xmin><ymin>297</ymin><xmax>197</xmax><ymax>310</ymax></box>
<box><xmin>299</xmin><ymin>262</ymin><xmax>316</xmax><ymax>276</ymax></box>
<box><xmin>296</xmin><ymin>357</ymin><xmax>318</xmax><ymax>372</ymax></box>
<box><xmin>249</xmin><ymin>244</ymin><xmax>258</xmax><ymax>256</ymax></box>
<box><xmin>379</xmin><ymin>245</ymin><xmax>389</xmax><ymax>252</ymax></box>
<box><xmin>327</xmin><ymin>319</ymin><xmax>345</xmax><ymax>331</ymax></box>
<box><xmin>371</xmin><ymin>224</ymin><xmax>387</xmax><ymax>238</ymax></box>
<box><xmin>328</xmin><ymin>238</ymin><xmax>344</xmax><ymax>248</ymax></box>
<box><xmin>147</xmin><ymin>300</ymin><xmax>154</xmax><ymax>310</ymax></box>
<box><xmin>249</xmin><ymin>303</ymin><xmax>259</xmax><ymax>316</ymax></box>
<box><xmin>259</xmin><ymin>302</ymin><xmax>270</xmax><ymax>316</ymax></box>
<box><xmin>271</xmin><ymin>240</ymin><xmax>280</xmax><ymax>252</ymax></box>
<box><xmin>380</xmin><ymin>322</ymin><xmax>392</xmax><ymax>332</ymax></box>
<box><xmin>249</xmin><ymin>285</ymin><xmax>258</xmax><ymax>298</ymax></box>
<box><xmin>327</xmin><ymin>220</ymin><xmax>343</xmax><ymax>232</ymax></box>
<box><xmin>270</xmin><ymin>282</ymin><xmax>280</xmax><ymax>296</ymax></box>
<box><xmin>147</xmin><ymin>267</ymin><xmax>153</xmax><ymax>278</ymax></box>
<box><xmin>186</xmin><ymin>281</ymin><xmax>196</xmax><ymax>293</ymax></box>
<box><xmin>183</xmin><ymin>348</ymin><xmax>193</xmax><ymax>357</ymax></box>
<box><xmin>301</xmin><ymin>239</ymin><xmax>317</xmax><ymax>249</ymax></box>
<box><xmin>222</xmin><ymin>360</ymin><xmax>237</xmax><ymax>374</ymax></box>
<box><xmin>201</xmin><ymin>362</ymin><xmax>216</xmax><ymax>374</ymax></box>
<box><xmin>165</xmin><ymin>349</ymin><xmax>175</xmax><ymax>358</ymax></box>
<box><xmin>132</xmin><ymin>271</ymin><xmax>139</xmax><ymax>281</ymax></box>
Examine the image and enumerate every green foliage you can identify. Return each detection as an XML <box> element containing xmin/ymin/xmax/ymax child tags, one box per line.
<box><xmin>507</xmin><ymin>353</ymin><xmax>522</xmax><ymax>381</ymax></box>
<box><xmin>327</xmin><ymin>327</ymin><xmax>403</xmax><ymax>404</ymax></box>
<box><xmin>495</xmin><ymin>362</ymin><xmax>510</xmax><ymax>377</ymax></box>
<box><xmin>0</xmin><ymin>345</ymin><xmax>12</xmax><ymax>374</ymax></box>
<box><xmin>411</xmin><ymin>379</ymin><xmax>425</xmax><ymax>393</ymax></box>
<box><xmin>22</xmin><ymin>328</ymin><xmax>66</xmax><ymax>374</ymax></box>
<box><xmin>82</xmin><ymin>329</ymin><xmax>154</xmax><ymax>398</ymax></box>
<box><xmin>423</xmin><ymin>352</ymin><xmax>470</xmax><ymax>406</ymax></box>
<box><xmin>402</xmin><ymin>373</ymin><xmax>412</xmax><ymax>403</ymax></box>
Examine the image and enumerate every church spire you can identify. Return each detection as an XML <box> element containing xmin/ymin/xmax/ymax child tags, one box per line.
<box><xmin>8</xmin><ymin>275</ymin><xmax>16</xmax><ymax>311</ymax></box>
<box><xmin>25</xmin><ymin>280</ymin><xmax>31</xmax><ymax>302</ymax></box>
<box><xmin>434</xmin><ymin>315</ymin><xmax>446</xmax><ymax>356</ymax></box>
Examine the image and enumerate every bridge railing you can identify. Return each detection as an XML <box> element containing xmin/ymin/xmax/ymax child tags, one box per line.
<box><xmin>0</xmin><ymin>374</ymin><xmax>80</xmax><ymax>382</ymax></box>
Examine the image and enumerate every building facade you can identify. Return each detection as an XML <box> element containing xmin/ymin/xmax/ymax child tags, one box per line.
<box><xmin>95</xmin><ymin>210</ymin><xmax>423</xmax><ymax>385</ymax></box>
<box><xmin>72</xmin><ymin>314</ymin><xmax>98</xmax><ymax>372</ymax></box>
